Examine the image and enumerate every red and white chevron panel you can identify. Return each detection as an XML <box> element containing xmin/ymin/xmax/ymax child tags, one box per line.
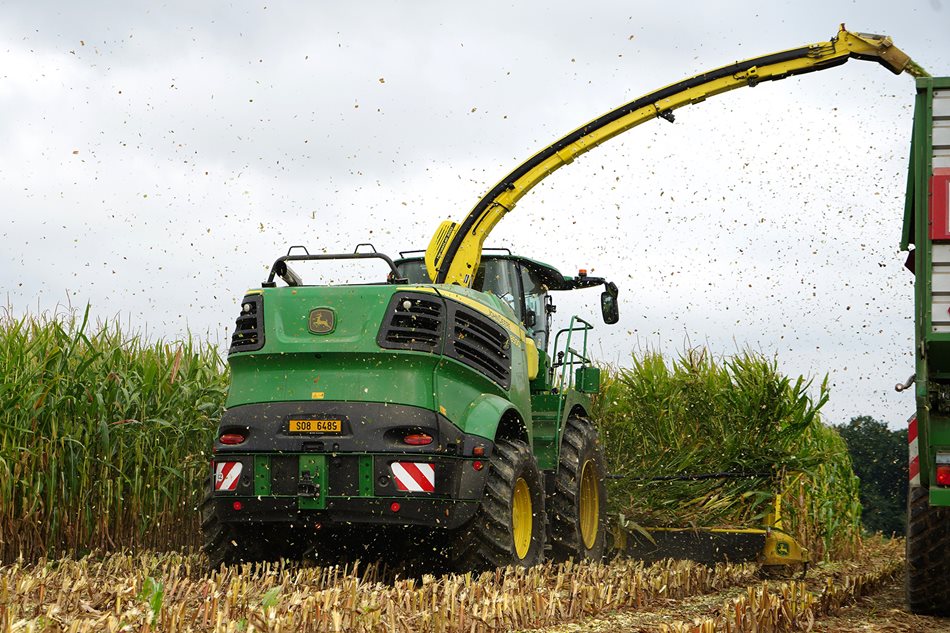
<box><xmin>214</xmin><ymin>461</ymin><xmax>243</xmax><ymax>491</ymax></box>
<box><xmin>391</xmin><ymin>462</ymin><xmax>436</xmax><ymax>493</ymax></box>
<box><xmin>909</xmin><ymin>416</ymin><xmax>921</xmax><ymax>486</ymax></box>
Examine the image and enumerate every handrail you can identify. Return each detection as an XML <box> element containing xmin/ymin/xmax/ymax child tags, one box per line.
<box><xmin>262</xmin><ymin>251</ymin><xmax>406</xmax><ymax>287</ymax></box>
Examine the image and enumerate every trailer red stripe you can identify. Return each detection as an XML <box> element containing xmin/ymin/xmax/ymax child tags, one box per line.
<box><xmin>400</xmin><ymin>462</ymin><xmax>435</xmax><ymax>492</ymax></box>
<box><xmin>909</xmin><ymin>416</ymin><xmax>918</xmax><ymax>442</ymax></box>
<box><xmin>910</xmin><ymin>456</ymin><xmax>920</xmax><ymax>480</ymax></box>
<box><xmin>929</xmin><ymin>174</ymin><xmax>950</xmax><ymax>240</ymax></box>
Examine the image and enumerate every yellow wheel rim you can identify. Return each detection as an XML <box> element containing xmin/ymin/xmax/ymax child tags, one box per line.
<box><xmin>512</xmin><ymin>477</ymin><xmax>533</xmax><ymax>559</ymax></box>
<box><xmin>579</xmin><ymin>460</ymin><xmax>599</xmax><ymax>550</ymax></box>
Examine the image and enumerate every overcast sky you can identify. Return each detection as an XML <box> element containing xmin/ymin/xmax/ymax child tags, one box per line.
<box><xmin>2</xmin><ymin>1</ymin><xmax>949</xmax><ymax>428</ymax></box>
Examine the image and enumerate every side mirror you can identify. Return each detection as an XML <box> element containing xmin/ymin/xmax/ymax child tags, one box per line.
<box><xmin>524</xmin><ymin>309</ymin><xmax>537</xmax><ymax>328</ymax></box>
<box><xmin>601</xmin><ymin>282</ymin><xmax>619</xmax><ymax>324</ymax></box>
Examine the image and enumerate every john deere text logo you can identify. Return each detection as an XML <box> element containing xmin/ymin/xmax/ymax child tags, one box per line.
<box><xmin>309</xmin><ymin>308</ymin><xmax>335</xmax><ymax>334</ymax></box>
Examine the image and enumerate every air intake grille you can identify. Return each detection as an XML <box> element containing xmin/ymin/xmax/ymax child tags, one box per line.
<box><xmin>377</xmin><ymin>293</ymin><xmax>444</xmax><ymax>352</ymax></box>
<box><xmin>448</xmin><ymin>305</ymin><xmax>512</xmax><ymax>389</ymax></box>
<box><xmin>229</xmin><ymin>294</ymin><xmax>264</xmax><ymax>354</ymax></box>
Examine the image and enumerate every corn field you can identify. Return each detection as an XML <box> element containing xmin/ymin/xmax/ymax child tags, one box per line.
<box><xmin>0</xmin><ymin>310</ymin><xmax>916</xmax><ymax>630</ymax></box>
<box><xmin>0</xmin><ymin>553</ymin><xmax>756</xmax><ymax>632</ymax></box>
<box><xmin>594</xmin><ymin>351</ymin><xmax>862</xmax><ymax>560</ymax></box>
<box><xmin>1</xmin><ymin>312</ymin><xmax>863</xmax><ymax>564</ymax></box>
<box><xmin>0</xmin><ymin>308</ymin><xmax>226</xmax><ymax>561</ymax></box>
<box><xmin>0</xmin><ymin>538</ymin><xmax>904</xmax><ymax>632</ymax></box>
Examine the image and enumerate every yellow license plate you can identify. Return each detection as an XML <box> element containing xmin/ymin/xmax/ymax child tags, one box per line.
<box><xmin>288</xmin><ymin>419</ymin><xmax>341</xmax><ymax>433</ymax></box>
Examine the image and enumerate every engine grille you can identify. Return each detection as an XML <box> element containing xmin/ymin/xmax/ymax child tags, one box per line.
<box><xmin>448</xmin><ymin>304</ymin><xmax>512</xmax><ymax>389</ymax></box>
<box><xmin>377</xmin><ymin>293</ymin><xmax>444</xmax><ymax>352</ymax></box>
<box><xmin>229</xmin><ymin>294</ymin><xmax>264</xmax><ymax>354</ymax></box>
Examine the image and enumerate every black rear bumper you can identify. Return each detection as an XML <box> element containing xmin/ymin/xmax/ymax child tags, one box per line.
<box><xmin>211</xmin><ymin>402</ymin><xmax>493</xmax><ymax>531</ymax></box>
<box><xmin>211</xmin><ymin>494</ymin><xmax>479</xmax><ymax>530</ymax></box>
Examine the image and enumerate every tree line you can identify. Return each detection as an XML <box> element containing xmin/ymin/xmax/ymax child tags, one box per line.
<box><xmin>834</xmin><ymin>415</ymin><xmax>908</xmax><ymax>536</ymax></box>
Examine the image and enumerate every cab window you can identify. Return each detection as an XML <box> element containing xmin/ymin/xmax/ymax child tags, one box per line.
<box><xmin>520</xmin><ymin>265</ymin><xmax>549</xmax><ymax>350</ymax></box>
<box><xmin>395</xmin><ymin>259</ymin><xmax>431</xmax><ymax>284</ymax></box>
<box><xmin>473</xmin><ymin>258</ymin><xmax>522</xmax><ymax>321</ymax></box>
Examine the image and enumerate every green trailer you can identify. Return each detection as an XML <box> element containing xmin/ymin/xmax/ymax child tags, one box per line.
<box><xmin>903</xmin><ymin>76</ymin><xmax>950</xmax><ymax>615</ymax></box>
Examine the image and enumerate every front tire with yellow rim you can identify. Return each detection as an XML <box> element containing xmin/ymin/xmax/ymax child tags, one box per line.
<box><xmin>450</xmin><ymin>438</ymin><xmax>545</xmax><ymax>570</ymax></box>
<box><xmin>550</xmin><ymin>416</ymin><xmax>607</xmax><ymax>562</ymax></box>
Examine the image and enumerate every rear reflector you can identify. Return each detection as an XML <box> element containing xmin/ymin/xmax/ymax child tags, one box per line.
<box><xmin>391</xmin><ymin>462</ymin><xmax>435</xmax><ymax>492</ymax></box>
<box><xmin>219</xmin><ymin>433</ymin><xmax>246</xmax><ymax>445</ymax></box>
<box><xmin>403</xmin><ymin>433</ymin><xmax>433</xmax><ymax>446</ymax></box>
<box><xmin>214</xmin><ymin>462</ymin><xmax>243</xmax><ymax>491</ymax></box>
<box><xmin>938</xmin><ymin>464</ymin><xmax>950</xmax><ymax>487</ymax></box>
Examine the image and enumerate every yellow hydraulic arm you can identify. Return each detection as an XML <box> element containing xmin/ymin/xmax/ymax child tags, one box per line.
<box><xmin>425</xmin><ymin>25</ymin><xmax>927</xmax><ymax>287</ymax></box>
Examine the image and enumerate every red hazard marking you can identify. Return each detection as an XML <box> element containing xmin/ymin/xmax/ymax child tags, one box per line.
<box><xmin>214</xmin><ymin>461</ymin><xmax>242</xmax><ymax>491</ymax></box>
<box><xmin>909</xmin><ymin>416</ymin><xmax>920</xmax><ymax>483</ymax></box>
<box><xmin>391</xmin><ymin>462</ymin><xmax>435</xmax><ymax>492</ymax></box>
<box><xmin>929</xmin><ymin>174</ymin><xmax>950</xmax><ymax>240</ymax></box>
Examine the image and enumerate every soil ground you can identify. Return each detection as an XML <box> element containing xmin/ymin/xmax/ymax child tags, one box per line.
<box><xmin>528</xmin><ymin>578</ymin><xmax>950</xmax><ymax>632</ymax></box>
<box><xmin>527</xmin><ymin>557</ymin><xmax>950</xmax><ymax>633</ymax></box>
<box><xmin>5</xmin><ymin>538</ymin><xmax>949</xmax><ymax>632</ymax></box>
<box><xmin>811</xmin><ymin>578</ymin><xmax>950</xmax><ymax>633</ymax></box>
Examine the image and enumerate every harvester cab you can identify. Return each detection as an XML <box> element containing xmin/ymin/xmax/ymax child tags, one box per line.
<box><xmin>396</xmin><ymin>248</ymin><xmax>619</xmax><ymax>392</ymax></box>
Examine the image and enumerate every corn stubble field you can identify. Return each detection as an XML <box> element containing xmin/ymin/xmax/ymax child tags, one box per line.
<box><xmin>0</xmin><ymin>311</ymin><xmax>921</xmax><ymax>631</ymax></box>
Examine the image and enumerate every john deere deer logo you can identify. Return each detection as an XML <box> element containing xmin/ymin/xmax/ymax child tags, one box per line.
<box><xmin>309</xmin><ymin>308</ymin><xmax>335</xmax><ymax>334</ymax></box>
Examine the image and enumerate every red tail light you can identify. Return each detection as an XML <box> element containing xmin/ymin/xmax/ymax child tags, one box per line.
<box><xmin>937</xmin><ymin>464</ymin><xmax>950</xmax><ymax>486</ymax></box>
<box><xmin>403</xmin><ymin>433</ymin><xmax>433</xmax><ymax>446</ymax></box>
<box><xmin>219</xmin><ymin>433</ymin><xmax>247</xmax><ymax>445</ymax></box>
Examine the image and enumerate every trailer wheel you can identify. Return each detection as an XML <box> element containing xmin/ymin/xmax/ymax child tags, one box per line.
<box><xmin>549</xmin><ymin>416</ymin><xmax>607</xmax><ymax>562</ymax></box>
<box><xmin>451</xmin><ymin>438</ymin><xmax>546</xmax><ymax>570</ymax></box>
<box><xmin>907</xmin><ymin>483</ymin><xmax>950</xmax><ymax>614</ymax></box>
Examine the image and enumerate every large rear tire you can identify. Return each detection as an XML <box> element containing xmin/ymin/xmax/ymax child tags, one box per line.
<box><xmin>200</xmin><ymin>477</ymin><xmax>246</xmax><ymax>568</ymax></box>
<box><xmin>906</xmin><ymin>483</ymin><xmax>950</xmax><ymax>614</ymax></box>
<box><xmin>549</xmin><ymin>416</ymin><xmax>607</xmax><ymax>562</ymax></box>
<box><xmin>200</xmin><ymin>477</ymin><xmax>296</xmax><ymax>568</ymax></box>
<box><xmin>450</xmin><ymin>438</ymin><xmax>546</xmax><ymax>570</ymax></box>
